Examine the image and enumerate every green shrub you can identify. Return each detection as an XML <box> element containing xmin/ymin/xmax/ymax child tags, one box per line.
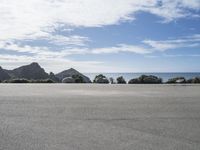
<box><xmin>6</xmin><ymin>79</ymin><xmax>30</xmax><ymax>83</ymax></box>
<box><xmin>2</xmin><ymin>78</ymin><xmax>55</xmax><ymax>83</ymax></box>
<box><xmin>31</xmin><ymin>79</ymin><xmax>54</xmax><ymax>83</ymax></box>
<box><xmin>93</xmin><ymin>74</ymin><xmax>106</xmax><ymax>82</ymax></box>
<box><xmin>116</xmin><ymin>76</ymin><xmax>126</xmax><ymax>84</ymax></box>
<box><xmin>93</xmin><ymin>74</ymin><xmax>109</xmax><ymax>84</ymax></box>
<box><xmin>72</xmin><ymin>75</ymin><xmax>84</xmax><ymax>83</ymax></box>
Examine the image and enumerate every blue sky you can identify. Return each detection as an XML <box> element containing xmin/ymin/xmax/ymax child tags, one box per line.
<box><xmin>0</xmin><ymin>0</ymin><xmax>200</xmax><ymax>73</ymax></box>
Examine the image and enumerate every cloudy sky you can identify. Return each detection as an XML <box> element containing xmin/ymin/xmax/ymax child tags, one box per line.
<box><xmin>0</xmin><ymin>0</ymin><xmax>200</xmax><ymax>73</ymax></box>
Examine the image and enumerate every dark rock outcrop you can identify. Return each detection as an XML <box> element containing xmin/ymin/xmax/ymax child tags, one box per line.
<box><xmin>166</xmin><ymin>77</ymin><xmax>186</xmax><ymax>84</ymax></box>
<box><xmin>56</xmin><ymin>68</ymin><xmax>91</xmax><ymax>83</ymax></box>
<box><xmin>187</xmin><ymin>77</ymin><xmax>200</xmax><ymax>84</ymax></box>
<box><xmin>93</xmin><ymin>74</ymin><xmax>109</xmax><ymax>84</ymax></box>
<box><xmin>141</xmin><ymin>75</ymin><xmax>162</xmax><ymax>84</ymax></box>
<box><xmin>7</xmin><ymin>62</ymin><xmax>49</xmax><ymax>80</ymax></box>
<box><xmin>128</xmin><ymin>78</ymin><xmax>140</xmax><ymax>84</ymax></box>
<box><xmin>0</xmin><ymin>66</ymin><xmax>11</xmax><ymax>81</ymax></box>
<box><xmin>128</xmin><ymin>75</ymin><xmax>162</xmax><ymax>84</ymax></box>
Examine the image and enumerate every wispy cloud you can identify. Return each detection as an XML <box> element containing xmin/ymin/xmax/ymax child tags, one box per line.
<box><xmin>27</xmin><ymin>33</ymin><xmax>90</xmax><ymax>47</ymax></box>
<box><xmin>90</xmin><ymin>44</ymin><xmax>150</xmax><ymax>54</ymax></box>
<box><xmin>163</xmin><ymin>54</ymin><xmax>200</xmax><ymax>57</ymax></box>
<box><xmin>145</xmin><ymin>54</ymin><xmax>200</xmax><ymax>58</ymax></box>
<box><xmin>143</xmin><ymin>34</ymin><xmax>200</xmax><ymax>51</ymax></box>
<box><xmin>1</xmin><ymin>34</ymin><xmax>200</xmax><ymax>58</ymax></box>
<box><xmin>47</xmin><ymin>35</ymin><xmax>89</xmax><ymax>46</ymax></box>
<box><xmin>142</xmin><ymin>0</ymin><xmax>200</xmax><ymax>23</ymax></box>
<box><xmin>89</xmin><ymin>34</ymin><xmax>200</xmax><ymax>54</ymax></box>
<box><xmin>0</xmin><ymin>0</ymin><xmax>199</xmax><ymax>41</ymax></box>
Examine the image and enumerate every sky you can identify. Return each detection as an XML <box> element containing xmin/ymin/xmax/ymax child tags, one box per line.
<box><xmin>0</xmin><ymin>0</ymin><xmax>200</xmax><ymax>73</ymax></box>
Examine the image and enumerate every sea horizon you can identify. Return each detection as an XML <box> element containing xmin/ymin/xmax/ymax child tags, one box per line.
<box><xmin>85</xmin><ymin>72</ymin><xmax>200</xmax><ymax>82</ymax></box>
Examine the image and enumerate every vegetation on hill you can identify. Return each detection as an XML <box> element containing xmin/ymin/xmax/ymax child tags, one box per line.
<box><xmin>62</xmin><ymin>75</ymin><xmax>85</xmax><ymax>83</ymax></box>
<box><xmin>72</xmin><ymin>75</ymin><xmax>85</xmax><ymax>83</ymax></box>
<box><xmin>2</xmin><ymin>78</ymin><xmax>54</xmax><ymax>83</ymax></box>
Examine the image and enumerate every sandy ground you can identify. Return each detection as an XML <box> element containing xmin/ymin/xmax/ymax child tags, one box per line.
<box><xmin>0</xmin><ymin>84</ymin><xmax>200</xmax><ymax>150</ymax></box>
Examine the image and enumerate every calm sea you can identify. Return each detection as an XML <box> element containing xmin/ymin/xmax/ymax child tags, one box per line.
<box><xmin>84</xmin><ymin>73</ymin><xmax>200</xmax><ymax>82</ymax></box>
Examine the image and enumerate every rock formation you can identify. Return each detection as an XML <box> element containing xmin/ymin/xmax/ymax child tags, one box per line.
<box><xmin>56</xmin><ymin>68</ymin><xmax>91</xmax><ymax>83</ymax></box>
<box><xmin>0</xmin><ymin>66</ymin><xmax>11</xmax><ymax>81</ymax></box>
<box><xmin>166</xmin><ymin>77</ymin><xmax>186</xmax><ymax>84</ymax></box>
<box><xmin>128</xmin><ymin>75</ymin><xmax>162</xmax><ymax>84</ymax></box>
<box><xmin>7</xmin><ymin>62</ymin><xmax>49</xmax><ymax>80</ymax></box>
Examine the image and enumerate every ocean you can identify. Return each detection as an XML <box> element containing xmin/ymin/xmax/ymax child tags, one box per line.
<box><xmin>85</xmin><ymin>73</ymin><xmax>200</xmax><ymax>82</ymax></box>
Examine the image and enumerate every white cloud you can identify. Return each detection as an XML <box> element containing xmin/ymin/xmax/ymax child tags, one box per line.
<box><xmin>47</xmin><ymin>35</ymin><xmax>89</xmax><ymax>46</ymax></box>
<box><xmin>26</xmin><ymin>33</ymin><xmax>90</xmax><ymax>47</ymax></box>
<box><xmin>145</xmin><ymin>54</ymin><xmax>200</xmax><ymax>58</ymax></box>
<box><xmin>87</xmin><ymin>34</ymin><xmax>200</xmax><ymax>54</ymax></box>
<box><xmin>142</xmin><ymin>0</ymin><xmax>200</xmax><ymax>22</ymax></box>
<box><xmin>163</xmin><ymin>54</ymin><xmax>200</xmax><ymax>57</ymax></box>
<box><xmin>0</xmin><ymin>0</ymin><xmax>199</xmax><ymax>41</ymax></box>
<box><xmin>91</xmin><ymin>44</ymin><xmax>151</xmax><ymax>54</ymax></box>
<box><xmin>0</xmin><ymin>41</ymin><xmax>47</xmax><ymax>54</ymax></box>
<box><xmin>1</xmin><ymin>34</ymin><xmax>200</xmax><ymax>61</ymax></box>
<box><xmin>143</xmin><ymin>34</ymin><xmax>200</xmax><ymax>51</ymax></box>
<box><xmin>0</xmin><ymin>38</ymin><xmax>90</xmax><ymax>57</ymax></box>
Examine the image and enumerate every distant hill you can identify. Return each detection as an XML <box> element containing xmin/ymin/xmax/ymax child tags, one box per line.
<box><xmin>56</xmin><ymin>68</ymin><xmax>91</xmax><ymax>83</ymax></box>
<box><xmin>6</xmin><ymin>62</ymin><xmax>49</xmax><ymax>80</ymax></box>
<box><xmin>0</xmin><ymin>62</ymin><xmax>91</xmax><ymax>83</ymax></box>
<box><xmin>0</xmin><ymin>66</ymin><xmax>11</xmax><ymax>81</ymax></box>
